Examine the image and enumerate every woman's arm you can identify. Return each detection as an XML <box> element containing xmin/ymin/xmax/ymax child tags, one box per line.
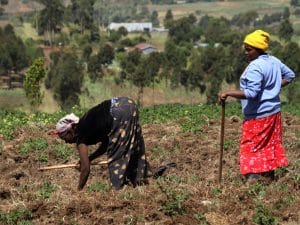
<box><xmin>77</xmin><ymin>143</ymin><xmax>90</xmax><ymax>190</ymax></box>
<box><xmin>89</xmin><ymin>140</ymin><xmax>108</xmax><ymax>162</ymax></box>
<box><xmin>219</xmin><ymin>90</ymin><xmax>246</xmax><ymax>102</ymax></box>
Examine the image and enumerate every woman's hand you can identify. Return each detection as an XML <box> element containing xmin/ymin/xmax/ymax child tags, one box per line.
<box><xmin>75</xmin><ymin>160</ymin><xmax>81</xmax><ymax>171</ymax></box>
<box><xmin>218</xmin><ymin>92</ymin><xmax>228</xmax><ymax>103</ymax></box>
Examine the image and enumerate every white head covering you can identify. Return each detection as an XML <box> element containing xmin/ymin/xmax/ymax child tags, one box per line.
<box><xmin>56</xmin><ymin>113</ymin><xmax>79</xmax><ymax>134</ymax></box>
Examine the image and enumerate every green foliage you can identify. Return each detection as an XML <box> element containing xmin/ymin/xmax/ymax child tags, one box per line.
<box><xmin>248</xmin><ymin>183</ymin><xmax>266</xmax><ymax>198</ymax></box>
<box><xmin>87</xmin><ymin>181</ymin><xmax>111</xmax><ymax>193</ymax></box>
<box><xmin>286</xmin><ymin>77</ymin><xmax>300</xmax><ymax>104</ymax></box>
<box><xmin>0</xmin><ymin>208</ymin><xmax>33</xmax><ymax>225</ymax></box>
<box><xmin>252</xmin><ymin>204</ymin><xmax>279</xmax><ymax>225</ymax></box>
<box><xmin>0</xmin><ymin>109</ymin><xmax>28</xmax><ymax>138</ymax></box>
<box><xmin>194</xmin><ymin>213</ymin><xmax>209</xmax><ymax>225</ymax></box>
<box><xmin>278</xmin><ymin>19</ymin><xmax>294</xmax><ymax>41</ymax></box>
<box><xmin>0</xmin><ymin>24</ymin><xmax>29</xmax><ymax>73</ymax></box>
<box><xmin>274</xmin><ymin>167</ymin><xmax>289</xmax><ymax>178</ymax></box>
<box><xmin>159</xmin><ymin>186</ymin><xmax>189</xmax><ymax>216</ymax></box>
<box><xmin>141</xmin><ymin>102</ymin><xmax>235</xmax><ymax>133</ymax></box>
<box><xmin>18</xmin><ymin>137</ymin><xmax>48</xmax><ymax>155</ymax></box>
<box><xmin>53</xmin><ymin>143</ymin><xmax>73</xmax><ymax>160</ymax></box>
<box><xmin>37</xmin><ymin>182</ymin><xmax>56</xmax><ymax>200</ymax></box>
<box><xmin>273</xmin><ymin>195</ymin><xmax>295</xmax><ymax>210</ymax></box>
<box><xmin>46</xmin><ymin>51</ymin><xmax>84</xmax><ymax>110</ymax></box>
<box><xmin>69</xmin><ymin>0</ymin><xmax>95</xmax><ymax>34</ymax></box>
<box><xmin>224</xmin><ymin>139</ymin><xmax>235</xmax><ymax>152</ymax></box>
<box><xmin>159</xmin><ymin>174</ymin><xmax>185</xmax><ymax>184</ymax></box>
<box><xmin>0</xmin><ymin>106</ymin><xmax>84</xmax><ymax>139</ymax></box>
<box><xmin>210</xmin><ymin>187</ymin><xmax>222</xmax><ymax>197</ymax></box>
<box><xmin>37</xmin><ymin>0</ymin><xmax>64</xmax><ymax>44</ymax></box>
<box><xmin>24</xmin><ymin>58</ymin><xmax>46</xmax><ymax>110</ymax></box>
<box><xmin>118</xmin><ymin>191</ymin><xmax>136</xmax><ymax>201</ymax></box>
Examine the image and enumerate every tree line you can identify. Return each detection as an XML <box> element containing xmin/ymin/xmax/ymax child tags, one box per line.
<box><xmin>1</xmin><ymin>1</ymin><xmax>299</xmax><ymax>110</ymax></box>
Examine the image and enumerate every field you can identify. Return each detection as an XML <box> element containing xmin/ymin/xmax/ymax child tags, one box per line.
<box><xmin>0</xmin><ymin>1</ymin><xmax>300</xmax><ymax>224</ymax></box>
<box><xmin>0</xmin><ymin>103</ymin><xmax>299</xmax><ymax>225</ymax></box>
<box><xmin>148</xmin><ymin>0</ymin><xmax>290</xmax><ymax>20</ymax></box>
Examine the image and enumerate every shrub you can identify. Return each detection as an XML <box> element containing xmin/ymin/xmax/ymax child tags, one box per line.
<box><xmin>253</xmin><ymin>204</ymin><xmax>279</xmax><ymax>225</ymax></box>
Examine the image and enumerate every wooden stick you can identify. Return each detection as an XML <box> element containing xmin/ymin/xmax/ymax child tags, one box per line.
<box><xmin>218</xmin><ymin>100</ymin><xmax>225</xmax><ymax>184</ymax></box>
<box><xmin>39</xmin><ymin>160</ymin><xmax>108</xmax><ymax>171</ymax></box>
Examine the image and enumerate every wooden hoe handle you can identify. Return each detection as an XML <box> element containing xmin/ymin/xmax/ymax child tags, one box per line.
<box><xmin>39</xmin><ymin>160</ymin><xmax>108</xmax><ymax>171</ymax></box>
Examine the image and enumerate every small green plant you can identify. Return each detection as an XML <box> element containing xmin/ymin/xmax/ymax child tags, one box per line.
<box><xmin>53</xmin><ymin>143</ymin><xmax>73</xmax><ymax>160</ymax></box>
<box><xmin>160</xmin><ymin>186</ymin><xmax>189</xmax><ymax>216</ymax></box>
<box><xmin>248</xmin><ymin>183</ymin><xmax>266</xmax><ymax>198</ymax></box>
<box><xmin>252</xmin><ymin>203</ymin><xmax>279</xmax><ymax>225</ymax></box>
<box><xmin>194</xmin><ymin>213</ymin><xmax>209</xmax><ymax>225</ymax></box>
<box><xmin>37</xmin><ymin>153</ymin><xmax>48</xmax><ymax>162</ymax></box>
<box><xmin>211</xmin><ymin>187</ymin><xmax>222</xmax><ymax>197</ymax></box>
<box><xmin>274</xmin><ymin>167</ymin><xmax>289</xmax><ymax>178</ymax></box>
<box><xmin>37</xmin><ymin>182</ymin><xmax>56</xmax><ymax>200</ymax></box>
<box><xmin>150</xmin><ymin>146</ymin><xmax>170</xmax><ymax>159</ymax></box>
<box><xmin>224</xmin><ymin>139</ymin><xmax>235</xmax><ymax>151</ymax></box>
<box><xmin>87</xmin><ymin>181</ymin><xmax>111</xmax><ymax>192</ymax></box>
<box><xmin>0</xmin><ymin>208</ymin><xmax>33</xmax><ymax>225</ymax></box>
<box><xmin>118</xmin><ymin>190</ymin><xmax>136</xmax><ymax>201</ymax></box>
<box><xmin>292</xmin><ymin>173</ymin><xmax>300</xmax><ymax>183</ymax></box>
<box><xmin>272</xmin><ymin>195</ymin><xmax>295</xmax><ymax>210</ymax></box>
<box><xmin>124</xmin><ymin>215</ymin><xmax>137</xmax><ymax>225</ymax></box>
<box><xmin>18</xmin><ymin>137</ymin><xmax>48</xmax><ymax>155</ymax></box>
<box><xmin>161</xmin><ymin>174</ymin><xmax>184</xmax><ymax>184</ymax></box>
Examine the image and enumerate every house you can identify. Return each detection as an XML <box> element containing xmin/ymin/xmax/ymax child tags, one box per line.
<box><xmin>133</xmin><ymin>43</ymin><xmax>157</xmax><ymax>55</ymax></box>
<box><xmin>108</xmin><ymin>22</ymin><xmax>152</xmax><ymax>32</ymax></box>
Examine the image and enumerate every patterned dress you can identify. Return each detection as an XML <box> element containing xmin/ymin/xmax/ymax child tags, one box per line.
<box><xmin>76</xmin><ymin>97</ymin><xmax>149</xmax><ymax>189</ymax></box>
<box><xmin>107</xmin><ymin>97</ymin><xmax>149</xmax><ymax>188</ymax></box>
<box><xmin>240</xmin><ymin>112</ymin><xmax>288</xmax><ymax>175</ymax></box>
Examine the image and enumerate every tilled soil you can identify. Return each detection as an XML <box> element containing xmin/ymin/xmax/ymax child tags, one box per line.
<box><xmin>0</xmin><ymin>113</ymin><xmax>299</xmax><ymax>225</ymax></box>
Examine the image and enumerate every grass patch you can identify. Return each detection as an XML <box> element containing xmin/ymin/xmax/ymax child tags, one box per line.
<box><xmin>37</xmin><ymin>182</ymin><xmax>56</xmax><ymax>200</ymax></box>
<box><xmin>159</xmin><ymin>186</ymin><xmax>189</xmax><ymax>216</ymax></box>
<box><xmin>0</xmin><ymin>208</ymin><xmax>33</xmax><ymax>225</ymax></box>
<box><xmin>18</xmin><ymin>137</ymin><xmax>48</xmax><ymax>155</ymax></box>
<box><xmin>87</xmin><ymin>181</ymin><xmax>111</xmax><ymax>193</ymax></box>
<box><xmin>53</xmin><ymin>143</ymin><xmax>74</xmax><ymax>160</ymax></box>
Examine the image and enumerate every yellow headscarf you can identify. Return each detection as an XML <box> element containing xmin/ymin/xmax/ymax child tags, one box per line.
<box><xmin>243</xmin><ymin>30</ymin><xmax>270</xmax><ymax>51</ymax></box>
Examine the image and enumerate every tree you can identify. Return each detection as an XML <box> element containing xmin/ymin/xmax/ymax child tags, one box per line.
<box><xmin>37</xmin><ymin>0</ymin><xmax>64</xmax><ymax>46</ymax></box>
<box><xmin>0</xmin><ymin>0</ymin><xmax>8</xmax><ymax>16</ymax></box>
<box><xmin>278</xmin><ymin>19</ymin><xmax>294</xmax><ymax>41</ymax></box>
<box><xmin>290</xmin><ymin>0</ymin><xmax>299</xmax><ymax>7</ymax></box>
<box><xmin>168</xmin><ymin>14</ymin><xmax>200</xmax><ymax>44</ymax></box>
<box><xmin>70</xmin><ymin>0</ymin><xmax>95</xmax><ymax>34</ymax></box>
<box><xmin>164</xmin><ymin>9</ymin><xmax>173</xmax><ymax>29</ymax></box>
<box><xmin>163</xmin><ymin>39</ymin><xmax>190</xmax><ymax>87</ymax></box>
<box><xmin>119</xmin><ymin>50</ymin><xmax>162</xmax><ymax>106</ymax></box>
<box><xmin>150</xmin><ymin>10</ymin><xmax>160</xmax><ymax>27</ymax></box>
<box><xmin>46</xmin><ymin>51</ymin><xmax>84</xmax><ymax>110</ymax></box>
<box><xmin>87</xmin><ymin>43</ymin><xmax>115</xmax><ymax>81</ymax></box>
<box><xmin>283</xmin><ymin>7</ymin><xmax>290</xmax><ymax>19</ymax></box>
<box><xmin>130</xmin><ymin>52</ymin><xmax>161</xmax><ymax>106</ymax></box>
<box><xmin>23</xmin><ymin>58</ymin><xmax>46</xmax><ymax>110</ymax></box>
<box><xmin>0</xmin><ymin>24</ymin><xmax>29</xmax><ymax>73</ymax></box>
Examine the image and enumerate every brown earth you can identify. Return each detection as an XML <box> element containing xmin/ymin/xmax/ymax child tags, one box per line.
<box><xmin>0</xmin><ymin>113</ymin><xmax>299</xmax><ymax>225</ymax></box>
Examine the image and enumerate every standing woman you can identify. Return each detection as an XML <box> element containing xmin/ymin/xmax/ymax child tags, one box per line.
<box><xmin>219</xmin><ymin>30</ymin><xmax>295</xmax><ymax>183</ymax></box>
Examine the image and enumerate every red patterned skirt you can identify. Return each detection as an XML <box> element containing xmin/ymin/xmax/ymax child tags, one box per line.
<box><xmin>240</xmin><ymin>112</ymin><xmax>288</xmax><ymax>175</ymax></box>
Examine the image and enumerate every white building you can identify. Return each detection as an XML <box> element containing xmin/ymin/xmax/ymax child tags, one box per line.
<box><xmin>108</xmin><ymin>22</ymin><xmax>152</xmax><ymax>32</ymax></box>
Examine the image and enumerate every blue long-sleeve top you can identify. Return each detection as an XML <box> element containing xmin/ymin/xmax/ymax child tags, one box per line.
<box><xmin>240</xmin><ymin>54</ymin><xmax>295</xmax><ymax>120</ymax></box>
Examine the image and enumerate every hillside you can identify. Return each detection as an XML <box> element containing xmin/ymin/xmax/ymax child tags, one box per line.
<box><xmin>0</xmin><ymin>104</ymin><xmax>299</xmax><ymax>225</ymax></box>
